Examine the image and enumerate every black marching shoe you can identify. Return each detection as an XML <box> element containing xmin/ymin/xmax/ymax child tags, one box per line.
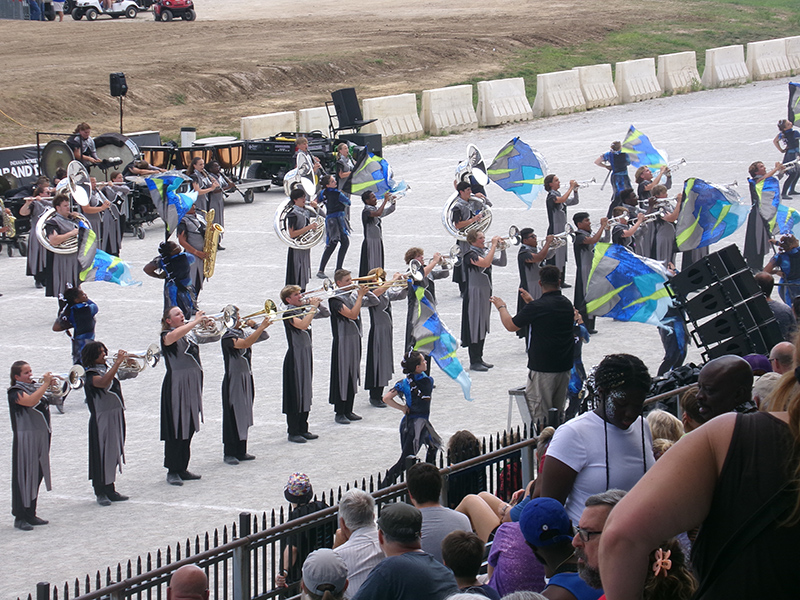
<box><xmin>96</xmin><ymin>494</ymin><xmax>112</xmax><ymax>507</ymax></box>
<box><xmin>224</xmin><ymin>455</ymin><xmax>240</xmax><ymax>465</ymax></box>
<box><xmin>370</xmin><ymin>398</ymin><xmax>386</xmax><ymax>408</ymax></box>
<box><xmin>561</xmin><ymin>282</ymin><xmax>572</xmax><ymax>289</ymax></box>
<box><xmin>288</xmin><ymin>434</ymin><xmax>307</xmax><ymax>443</ymax></box>
<box><xmin>300</xmin><ymin>432</ymin><xmax>319</xmax><ymax>440</ymax></box>
<box><xmin>179</xmin><ymin>470</ymin><xmax>201</xmax><ymax>481</ymax></box>
<box><xmin>335</xmin><ymin>414</ymin><xmax>351</xmax><ymax>424</ymax></box>
<box><xmin>14</xmin><ymin>518</ymin><xmax>33</xmax><ymax>531</ymax></box>
<box><xmin>107</xmin><ymin>491</ymin><xmax>129</xmax><ymax>502</ymax></box>
<box><xmin>166</xmin><ymin>473</ymin><xmax>183</xmax><ymax>486</ymax></box>
<box><xmin>481</xmin><ymin>360</ymin><xmax>494</xmax><ymax>369</ymax></box>
<box><xmin>470</xmin><ymin>363</ymin><xmax>489</xmax><ymax>372</ymax></box>
<box><xmin>28</xmin><ymin>515</ymin><xmax>48</xmax><ymax>526</ymax></box>
<box><xmin>345</xmin><ymin>412</ymin><xmax>362</xmax><ymax>421</ymax></box>
<box><xmin>237</xmin><ymin>453</ymin><xmax>256</xmax><ymax>461</ymax></box>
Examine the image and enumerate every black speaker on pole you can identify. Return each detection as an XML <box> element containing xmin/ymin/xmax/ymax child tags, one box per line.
<box><xmin>110</xmin><ymin>73</ymin><xmax>128</xmax><ymax>97</ymax></box>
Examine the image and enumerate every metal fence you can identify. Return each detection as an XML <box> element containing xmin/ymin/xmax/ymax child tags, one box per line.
<box><xmin>22</xmin><ymin>426</ymin><xmax>538</xmax><ymax>600</ymax></box>
<box><xmin>0</xmin><ymin>0</ymin><xmax>30</xmax><ymax>19</ymax></box>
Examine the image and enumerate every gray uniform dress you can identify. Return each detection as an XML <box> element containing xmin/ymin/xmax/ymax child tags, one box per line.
<box><xmin>83</xmin><ymin>190</ymin><xmax>104</xmax><ymax>240</ymax></box>
<box><xmin>100</xmin><ymin>185</ymin><xmax>126</xmax><ymax>255</ymax></box>
<box><xmin>84</xmin><ymin>364</ymin><xmax>126</xmax><ymax>489</ymax></box>
<box><xmin>44</xmin><ymin>213</ymin><xmax>79</xmax><ymax>299</ymax></box>
<box><xmin>178</xmin><ymin>213</ymin><xmax>206</xmax><ymax>295</ymax></box>
<box><xmin>404</xmin><ymin>268</ymin><xmax>450</xmax><ymax>353</ymax></box>
<box><xmin>221</xmin><ymin>327</ymin><xmax>269</xmax><ymax>454</ymax></box>
<box><xmin>207</xmin><ymin>172</ymin><xmax>226</xmax><ymax>230</ymax></box>
<box><xmin>285</xmin><ymin>205</ymin><xmax>312</xmax><ymax>290</ymax></box>
<box><xmin>191</xmin><ymin>170</ymin><xmax>214</xmax><ymax>215</ymax></box>
<box><xmin>573</xmin><ymin>229</ymin><xmax>595</xmax><ymax>327</ymax></box>
<box><xmin>365</xmin><ymin>286</ymin><xmax>408</xmax><ymax>390</ymax></box>
<box><xmin>451</xmin><ymin>198</ymin><xmax>472</xmax><ymax>286</ymax></box>
<box><xmin>25</xmin><ymin>199</ymin><xmax>49</xmax><ymax>279</ymax></box>
<box><xmin>283</xmin><ymin>304</ymin><xmax>331</xmax><ymax>415</ymax></box>
<box><xmin>546</xmin><ymin>189</ymin><xmax>578</xmax><ymax>273</ymax></box>
<box><xmin>460</xmin><ymin>245</ymin><xmax>507</xmax><ymax>345</ymax></box>
<box><xmin>653</xmin><ymin>218</ymin><xmax>677</xmax><ymax>265</ymax></box>
<box><xmin>359</xmin><ymin>202</ymin><xmax>396</xmax><ymax>277</ymax></box>
<box><xmin>8</xmin><ymin>381</ymin><xmax>51</xmax><ymax>516</ymax></box>
<box><xmin>328</xmin><ymin>290</ymin><xmax>379</xmax><ymax>410</ymax></box>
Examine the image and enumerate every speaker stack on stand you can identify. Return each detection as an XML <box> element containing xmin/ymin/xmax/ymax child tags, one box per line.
<box><xmin>666</xmin><ymin>244</ymin><xmax>783</xmax><ymax>360</ymax></box>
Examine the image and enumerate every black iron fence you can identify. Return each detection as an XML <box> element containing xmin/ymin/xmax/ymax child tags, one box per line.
<box><xmin>22</xmin><ymin>426</ymin><xmax>538</xmax><ymax>600</ymax></box>
<box><xmin>0</xmin><ymin>0</ymin><xmax>30</xmax><ymax>19</ymax></box>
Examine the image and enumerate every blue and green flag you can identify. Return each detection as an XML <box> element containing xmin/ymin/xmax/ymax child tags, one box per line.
<box><xmin>146</xmin><ymin>172</ymin><xmax>197</xmax><ymax>234</ymax></box>
<box><xmin>621</xmin><ymin>125</ymin><xmax>668</xmax><ymax>169</ymax></box>
<box><xmin>676</xmin><ymin>178</ymin><xmax>749</xmax><ymax>251</ymax></box>
<box><xmin>487</xmin><ymin>137</ymin><xmax>547</xmax><ymax>208</ymax></box>
<box><xmin>80</xmin><ymin>249</ymin><xmax>141</xmax><ymax>287</ymax></box>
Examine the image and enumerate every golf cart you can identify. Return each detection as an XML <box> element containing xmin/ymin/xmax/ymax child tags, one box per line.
<box><xmin>71</xmin><ymin>0</ymin><xmax>140</xmax><ymax>20</ymax></box>
<box><xmin>153</xmin><ymin>0</ymin><xmax>195</xmax><ymax>21</ymax></box>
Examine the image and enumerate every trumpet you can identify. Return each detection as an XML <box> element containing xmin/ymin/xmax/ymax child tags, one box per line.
<box><xmin>667</xmin><ymin>158</ymin><xmax>687</xmax><ymax>172</ymax></box>
<box><xmin>36</xmin><ymin>365</ymin><xmax>85</xmax><ymax>403</ymax></box>
<box><xmin>192</xmin><ymin>305</ymin><xmax>237</xmax><ymax>343</ymax></box>
<box><xmin>781</xmin><ymin>157</ymin><xmax>800</xmax><ymax>170</ymax></box>
<box><xmin>497</xmin><ymin>226</ymin><xmax>522</xmax><ymax>251</ymax></box>
<box><xmin>576</xmin><ymin>177</ymin><xmax>596</xmax><ymax>188</ymax></box>
<box><xmin>436</xmin><ymin>244</ymin><xmax>461</xmax><ymax>270</ymax></box>
<box><xmin>112</xmin><ymin>344</ymin><xmax>161</xmax><ymax>376</ymax></box>
<box><xmin>549</xmin><ymin>224</ymin><xmax>575</xmax><ymax>249</ymax></box>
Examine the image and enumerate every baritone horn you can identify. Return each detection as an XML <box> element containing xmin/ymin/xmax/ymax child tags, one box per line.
<box><xmin>498</xmin><ymin>226</ymin><xmax>522</xmax><ymax>251</ymax></box>
<box><xmin>113</xmin><ymin>344</ymin><xmax>161</xmax><ymax>376</ymax></box>
<box><xmin>549</xmin><ymin>224</ymin><xmax>575</xmax><ymax>249</ymax></box>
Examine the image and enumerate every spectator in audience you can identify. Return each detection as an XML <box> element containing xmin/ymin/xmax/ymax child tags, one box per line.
<box><xmin>280</xmin><ymin>473</ymin><xmax>335</xmax><ymax>590</ymax></box>
<box><xmin>539</xmin><ymin>354</ymin><xmax>654</xmax><ymax>523</ymax></box>
<box><xmin>301</xmin><ymin>549</ymin><xmax>349</xmax><ymax>600</ymax></box>
<box><xmin>763</xmin><ymin>337</ymin><xmax>800</xmax><ymax>412</ymax></box>
<box><xmin>352</xmin><ymin>502</ymin><xmax>459</xmax><ymax>600</ymax></box>
<box><xmin>519</xmin><ymin>498</ymin><xmax>601</xmax><ymax>600</ymax></box>
<box><xmin>599</xmin><ymin>392</ymin><xmax>799</xmax><ymax>597</ymax></box>
<box><xmin>645</xmin><ymin>410</ymin><xmax>683</xmax><ymax>443</ymax></box>
<box><xmin>695</xmin><ymin>355</ymin><xmax>756</xmax><ymax>420</ymax></box>
<box><xmin>486</xmin><ymin>520</ymin><xmax>546</xmax><ymax>597</ymax></box>
<box><xmin>678</xmin><ymin>387</ymin><xmax>705</xmax><ymax>433</ymax></box>
<box><xmin>651</xmin><ymin>438</ymin><xmax>675</xmax><ymax>461</ymax></box>
<box><xmin>332</xmin><ymin>489</ymin><xmax>384</xmax><ymax>596</ymax></box>
<box><xmin>497</xmin><ymin>594</ymin><xmax>547</xmax><ymax>600</ymax></box>
<box><xmin>167</xmin><ymin>565</ymin><xmax>209</xmax><ymax>600</ymax></box>
<box><xmin>406</xmin><ymin>463</ymin><xmax>472</xmax><ymax>564</ymax></box>
<box><xmin>441</xmin><ymin>530</ymin><xmax>501</xmax><ymax>599</ymax></box>
<box><xmin>446</xmin><ymin>430</ymin><xmax>486</xmax><ymax>509</ymax></box>
<box><xmin>754</xmin><ymin>272</ymin><xmax>796</xmax><ymax>340</ymax></box>
<box><xmin>572</xmin><ymin>489</ymin><xmax>626</xmax><ymax>592</ymax></box>
<box><xmin>769</xmin><ymin>341</ymin><xmax>795</xmax><ymax>375</ymax></box>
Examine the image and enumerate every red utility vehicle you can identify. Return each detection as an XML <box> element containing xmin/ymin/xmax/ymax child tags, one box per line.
<box><xmin>153</xmin><ymin>0</ymin><xmax>195</xmax><ymax>21</ymax></box>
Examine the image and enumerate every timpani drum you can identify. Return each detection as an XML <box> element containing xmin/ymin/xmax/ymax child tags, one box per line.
<box><xmin>140</xmin><ymin>147</ymin><xmax>174</xmax><ymax>170</ymax></box>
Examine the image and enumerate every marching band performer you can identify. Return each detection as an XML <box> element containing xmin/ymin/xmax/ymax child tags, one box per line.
<box><xmin>595</xmin><ymin>141</ymin><xmax>631</xmax><ymax>202</ymax></box>
<box><xmin>650</xmin><ymin>186</ymin><xmax>681</xmax><ymax>265</ymax></box>
<box><xmin>44</xmin><ymin>193</ymin><xmax>81</xmax><ymax>303</ymax></box>
<box><xmin>98</xmin><ymin>172</ymin><xmax>127</xmax><ymax>256</ymax></box>
<box><xmin>744</xmin><ymin>161</ymin><xmax>783</xmax><ymax>272</ymax></box>
<box><xmin>364</xmin><ymin>272</ymin><xmax>407</xmax><ymax>408</ymax></box>
<box><xmin>403</xmin><ymin>248</ymin><xmax>449</xmax><ymax>376</ymax></box>
<box><xmin>461</xmin><ymin>230</ymin><xmax>507</xmax><ymax>371</ymax></box>
<box><xmin>53</xmin><ymin>286</ymin><xmax>98</xmax><ymax>367</ymax></box>
<box><xmin>573</xmin><ymin>212</ymin><xmax>608</xmax><ymax>334</ymax></box>
<box><xmin>317</xmin><ymin>175</ymin><xmax>351</xmax><ymax>278</ymax></box>
<box><xmin>634</xmin><ymin>166</ymin><xmax>670</xmax><ymax>258</ymax></box>
<box><xmin>177</xmin><ymin>205</ymin><xmax>207</xmax><ymax>300</ymax></box>
<box><xmin>281</xmin><ymin>286</ymin><xmax>329</xmax><ymax>443</ymax></box>
<box><xmin>774</xmin><ymin>119</ymin><xmax>800</xmax><ymax>199</ymax></box>
<box><xmin>19</xmin><ymin>178</ymin><xmax>54</xmax><ymax>289</ymax></box>
<box><xmin>451</xmin><ymin>181</ymin><xmax>483</xmax><ymax>295</ymax></box>
<box><xmin>144</xmin><ymin>241</ymin><xmax>198</xmax><ymax>317</ymax></box>
<box><xmin>207</xmin><ymin>161</ymin><xmax>234</xmax><ymax>250</ymax></box>
<box><xmin>66</xmin><ymin>122</ymin><xmax>102</xmax><ymax>168</ymax></box>
<box><xmin>328</xmin><ymin>269</ymin><xmax>379</xmax><ymax>423</ymax></box>
<box><xmin>187</xmin><ymin>157</ymin><xmax>220</xmax><ymax>220</ymax></box>
<box><xmin>765</xmin><ymin>234</ymin><xmax>800</xmax><ymax>306</ymax></box>
<box><xmin>160</xmin><ymin>307</ymin><xmax>206</xmax><ymax>486</ymax></box>
<box><xmin>80</xmin><ymin>177</ymin><xmax>113</xmax><ymax>242</ymax></box>
<box><xmin>544</xmin><ymin>174</ymin><xmax>578</xmax><ymax>288</ymax></box>
<box><xmin>335</xmin><ymin>142</ymin><xmax>353</xmax><ymax>183</ymax></box>
<box><xmin>516</xmin><ymin>228</ymin><xmax>554</xmax><ymax>341</ymax></box>
<box><xmin>221</xmin><ymin>310</ymin><xmax>271</xmax><ymax>464</ymax></box>
<box><xmin>285</xmin><ymin>187</ymin><xmax>320</xmax><ymax>291</ymax></box>
<box><xmin>609</xmin><ymin>206</ymin><xmax>646</xmax><ymax>249</ymax></box>
<box><xmin>8</xmin><ymin>361</ymin><xmax>52</xmax><ymax>531</ymax></box>
<box><xmin>295</xmin><ymin>136</ymin><xmax>323</xmax><ymax>177</ymax></box>
<box><xmin>358</xmin><ymin>190</ymin><xmax>396</xmax><ymax>277</ymax></box>
<box><xmin>81</xmin><ymin>342</ymin><xmax>130</xmax><ymax>506</ymax></box>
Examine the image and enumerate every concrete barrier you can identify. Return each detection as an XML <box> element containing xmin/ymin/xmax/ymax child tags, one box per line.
<box><xmin>746</xmin><ymin>39</ymin><xmax>791</xmax><ymax>80</ymax></box>
<box><xmin>476</xmin><ymin>78</ymin><xmax>533</xmax><ymax>126</ymax></box>
<box><xmin>298</xmin><ymin>107</ymin><xmax>330</xmax><ymax>134</ymax></box>
<box><xmin>361</xmin><ymin>93</ymin><xmax>424</xmax><ymax>142</ymax></box>
<box><xmin>701</xmin><ymin>45</ymin><xmax>749</xmax><ymax>88</ymax></box>
<box><xmin>573</xmin><ymin>64</ymin><xmax>619</xmax><ymax>109</ymax></box>
<box><xmin>420</xmin><ymin>85</ymin><xmax>477</xmax><ymax>135</ymax></box>
<box><xmin>531</xmin><ymin>70</ymin><xmax>586</xmax><ymax>117</ymax></box>
<box><xmin>240</xmin><ymin>111</ymin><xmax>297</xmax><ymax>140</ymax></box>
<box><xmin>657</xmin><ymin>51</ymin><xmax>701</xmax><ymax>94</ymax></box>
<box><xmin>615</xmin><ymin>58</ymin><xmax>662</xmax><ymax>103</ymax></box>
<box><xmin>787</xmin><ymin>36</ymin><xmax>800</xmax><ymax>75</ymax></box>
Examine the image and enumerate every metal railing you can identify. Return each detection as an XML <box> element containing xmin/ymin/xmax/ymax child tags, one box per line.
<box><xmin>23</xmin><ymin>426</ymin><xmax>538</xmax><ymax>600</ymax></box>
<box><xmin>0</xmin><ymin>0</ymin><xmax>30</xmax><ymax>20</ymax></box>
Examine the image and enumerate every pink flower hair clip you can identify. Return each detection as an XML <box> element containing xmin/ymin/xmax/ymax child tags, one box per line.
<box><xmin>652</xmin><ymin>548</ymin><xmax>672</xmax><ymax>577</ymax></box>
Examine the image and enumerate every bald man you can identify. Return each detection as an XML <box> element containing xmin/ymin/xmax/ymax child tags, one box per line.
<box><xmin>167</xmin><ymin>565</ymin><xmax>209</xmax><ymax>600</ymax></box>
<box><xmin>695</xmin><ymin>355</ymin><xmax>756</xmax><ymax>421</ymax></box>
<box><xmin>769</xmin><ymin>341</ymin><xmax>795</xmax><ymax>375</ymax></box>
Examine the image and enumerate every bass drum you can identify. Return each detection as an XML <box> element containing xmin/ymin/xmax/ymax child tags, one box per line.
<box><xmin>91</xmin><ymin>133</ymin><xmax>140</xmax><ymax>181</ymax></box>
<box><xmin>40</xmin><ymin>140</ymin><xmax>74</xmax><ymax>182</ymax></box>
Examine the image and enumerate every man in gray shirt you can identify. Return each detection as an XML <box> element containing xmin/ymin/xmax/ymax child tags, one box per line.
<box><xmin>406</xmin><ymin>463</ymin><xmax>472</xmax><ymax>563</ymax></box>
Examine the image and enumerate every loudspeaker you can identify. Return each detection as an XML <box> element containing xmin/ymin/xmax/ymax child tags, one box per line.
<box><xmin>704</xmin><ymin>320</ymin><xmax>784</xmax><ymax>360</ymax></box>
<box><xmin>694</xmin><ymin>311</ymin><xmax>748</xmax><ymax>346</ymax></box>
<box><xmin>668</xmin><ymin>244</ymin><xmax>747</xmax><ymax>300</ymax></box>
<box><xmin>339</xmin><ymin>132</ymin><xmax>383</xmax><ymax>157</ymax></box>
<box><xmin>331</xmin><ymin>88</ymin><xmax>363</xmax><ymax>129</ymax></box>
<box><xmin>683</xmin><ymin>285</ymin><xmax>728</xmax><ymax>321</ymax></box>
<box><xmin>110</xmin><ymin>72</ymin><xmax>128</xmax><ymax>97</ymax></box>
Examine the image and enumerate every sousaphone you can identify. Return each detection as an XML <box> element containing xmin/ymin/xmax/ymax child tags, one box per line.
<box><xmin>283</xmin><ymin>151</ymin><xmax>317</xmax><ymax>198</ymax></box>
<box><xmin>36</xmin><ymin>161</ymin><xmax>93</xmax><ymax>254</ymax></box>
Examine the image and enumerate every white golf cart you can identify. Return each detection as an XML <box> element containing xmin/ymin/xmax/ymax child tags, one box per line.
<box><xmin>71</xmin><ymin>0</ymin><xmax>140</xmax><ymax>20</ymax></box>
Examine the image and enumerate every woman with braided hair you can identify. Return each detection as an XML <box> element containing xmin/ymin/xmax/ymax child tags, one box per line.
<box><xmin>538</xmin><ymin>353</ymin><xmax>654</xmax><ymax>523</ymax></box>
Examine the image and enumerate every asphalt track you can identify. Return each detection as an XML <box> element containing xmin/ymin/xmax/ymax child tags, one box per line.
<box><xmin>0</xmin><ymin>77</ymin><xmax>791</xmax><ymax>599</ymax></box>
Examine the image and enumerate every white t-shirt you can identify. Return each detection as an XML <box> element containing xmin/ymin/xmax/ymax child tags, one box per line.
<box><xmin>546</xmin><ymin>410</ymin><xmax>655</xmax><ymax>523</ymax></box>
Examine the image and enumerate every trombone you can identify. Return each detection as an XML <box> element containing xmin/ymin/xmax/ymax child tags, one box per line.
<box><xmin>497</xmin><ymin>226</ymin><xmax>522</xmax><ymax>251</ymax></box>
